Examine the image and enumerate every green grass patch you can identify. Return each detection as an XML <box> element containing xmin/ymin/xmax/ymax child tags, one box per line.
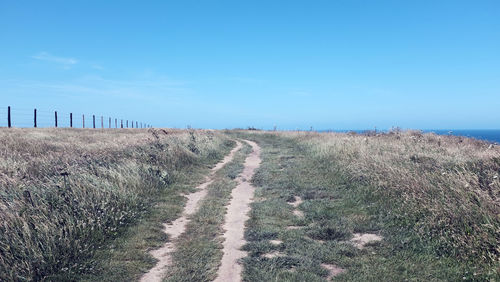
<box><xmin>74</xmin><ymin>139</ymin><xmax>238</xmax><ymax>282</ymax></box>
<box><xmin>228</xmin><ymin>132</ymin><xmax>498</xmax><ymax>281</ymax></box>
<box><xmin>0</xmin><ymin>128</ymin><xmax>234</xmax><ymax>281</ymax></box>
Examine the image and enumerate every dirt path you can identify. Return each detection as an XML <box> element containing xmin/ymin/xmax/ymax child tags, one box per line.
<box><xmin>214</xmin><ymin>140</ymin><xmax>261</xmax><ymax>282</ymax></box>
<box><xmin>140</xmin><ymin>141</ymin><xmax>242</xmax><ymax>282</ymax></box>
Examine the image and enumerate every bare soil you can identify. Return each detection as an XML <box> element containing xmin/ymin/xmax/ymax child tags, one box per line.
<box><xmin>262</xmin><ymin>251</ymin><xmax>285</xmax><ymax>259</ymax></box>
<box><xmin>214</xmin><ymin>140</ymin><xmax>261</xmax><ymax>282</ymax></box>
<box><xmin>289</xmin><ymin>196</ymin><xmax>303</xmax><ymax>208</ymax></box>
<box><xmin>289</xmin><ymin>196</ymin><xmax>304</xmax><ymax>217</ymax></box>
<box><xmin>321</xmin><ymin>263</ymin><xmax>346</xmax><ymax>280</ymax></box>
<box><xmin>269</xmin><ymin>240</ymin><xmax>283</xmax><ymax>246</ymax></box>
<box><xmin>140</xmin><ymin>141</ymin><xmax>242</xmax><ymax>282</ymax></box>
<box><xmin>350</xmin><ymin>233</ymin><xmax>383</xmax><ymax>249</ymax></box>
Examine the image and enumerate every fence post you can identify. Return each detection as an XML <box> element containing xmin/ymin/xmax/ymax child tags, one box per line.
<box><xmin>55</xmin><ymin>111</ymin><xmax>58</xmax><ymax>128</ymax></box>
<box><xmin>132</xmin><ymin>121</ymin><xmax>134</xmax><ymax>128</ymax></box>
<box><xmin>93</xmin><ymin>115</ymin><xmax>95</xmax><ymax>128</ymax></box>
<box><xmin>70</xmin><ymin>113</ymin><xmax>73</xmax><ymax>128</ymax></box>
<box><xmin>34</xmin><ymin>109</ymin><xmax>37</xmax><ymax>128</ymax></box>
<box><xmin>7</xmin><ymin>106</ymin><xmax>11</xmax><ymax>128</ymax></box>
<box><xmin>109</xmin><ymin>117</ymin><xmax>111</xmax><ymax>128</ymax></box>
<box><xmin>101</xmin><ymin>116</ymin><xmax>103</xmax><ymax>128</ymax></box>
<box><xmin>121</xmin><ymin>119</ymin><xmax>123</xmax><ymax>128</ymax></box>
<box><xmin>83</xmin><ymin>114</ymin><xmax>85</xmax><ymax>128</ymax></box>
<box><xmin>115</xmin><ymin>118</ymin><xmax>117</xmax><ymax>128</ymax></box>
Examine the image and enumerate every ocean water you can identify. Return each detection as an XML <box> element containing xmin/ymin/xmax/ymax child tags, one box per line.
<box><xmin>422</xmin><ymin>130</ymin><xmax>500</xmax><ymax>144</ymax></box>
<box><xmin>319</xmin><ymin>129</ymin><xmax>500</xmax><ymax>144</ymax></box>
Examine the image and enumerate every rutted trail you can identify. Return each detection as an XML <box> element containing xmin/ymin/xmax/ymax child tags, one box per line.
<box><xmin>215</xmin><ymin>140</ymin><xmax>261</xmax><ymax>282</ymax></box>
<box><xmin>140</xmin><ymin>141</ymin><xmax>242</xmax><ymax>282</ymax></box>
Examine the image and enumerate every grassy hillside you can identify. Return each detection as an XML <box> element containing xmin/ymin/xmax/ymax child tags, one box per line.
<box><xmin>1</xmin><ymin>128</ymin><xmax>498</xmax><ymax>281</ymax></box>
<box><xmin>301</xmin><ymin>131</ymin><xmax>499</xmax><ymax>265</ymax></box>
<box><xmin>231</xmin><ymin>130</ymin><xmax>499</xmax><ymax>281</ymax></box>
<box><xmin>0</xmin><ymin>128</ymin><xmax>232</xmax><ymax>281</ymax></box>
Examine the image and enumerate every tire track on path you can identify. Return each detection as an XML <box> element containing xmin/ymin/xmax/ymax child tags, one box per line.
<box><xmin>214</xmin><ymin>140</ymin><xmax>261</xmax><ymax>282</ymax></box>
<box><xmin>140</xmin><ymin>141</ymin><xmax>243</xmax><ymax>282</ymax></box>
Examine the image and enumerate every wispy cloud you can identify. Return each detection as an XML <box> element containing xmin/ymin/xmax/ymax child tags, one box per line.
<box><xmin>0</xmin><ymin>74</ymin><xmax>190</xmax><ymax>104</ymax></box>
<box><xmin>32</xmin><ymin>52</ymin><xmax>78</xmax><ymax>67</ymax></box>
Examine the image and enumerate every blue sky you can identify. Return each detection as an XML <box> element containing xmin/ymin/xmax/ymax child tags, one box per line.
<box><xmin>1</xmin><ymin>0</ymin><xmax>499</xmax><ymax>130</ymax></box>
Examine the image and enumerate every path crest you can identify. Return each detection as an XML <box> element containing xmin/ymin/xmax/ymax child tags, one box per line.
<box><xmin>140</xmin><ymin>141</ymin><xmax>242</xmax><ymax>282</ymax></box>
<box><xmin>214</xmin><ymin>140</ymin><xmax>261</xmax><ymax>282</ymax></box>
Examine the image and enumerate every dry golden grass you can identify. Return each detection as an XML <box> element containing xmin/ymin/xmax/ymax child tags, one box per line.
<box><xmin>2</xmin><ymin>128</ymin><xmax>499</xmax><ymax>280</ymax></box>
<box><xmin>281</xmin><ymin>130</ymin><xmax>500</xmax><ymax>265</ymax></box>
<box><xmin>230</xmin><ymin>129</ymin><xmax>498</xmax><ymax>279</ymax></box>
<box><xmin>0</xmin><ymin>128</ymin><xmax>228</xmax><ymax>281</ymax></box>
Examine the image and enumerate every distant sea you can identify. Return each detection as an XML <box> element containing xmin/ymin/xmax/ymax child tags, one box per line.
<box><xmin>422</xmin><ymin>130</ymin><xmax>500</xmax><ymax>144</ymax></box>
<box><xmin>318</xmin><ymin>129</ymin><xmax>500</xmax><ymax>144</ymax></box>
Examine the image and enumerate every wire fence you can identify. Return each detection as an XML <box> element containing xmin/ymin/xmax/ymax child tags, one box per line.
<box><xmin>1</xmin><ymin>106</ymin><xmax>152</xmax><ymax>129</ymax></box>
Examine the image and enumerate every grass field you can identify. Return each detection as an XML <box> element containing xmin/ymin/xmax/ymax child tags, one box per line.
<box><xmin>1</xmin><ymin>128</ymin><xmax>498</xmax><ymax>281</ymax></box>
<box><xmin>0</xmin><ymin>128</ymin><xmax>233</xmax><ymax>281</ymax></box>
<box><xmin>164</xmin><ymin>142</ymin><xmax>252</xmax><ymax>282</ymax></box>
<box><xmin>231</xmin><ymin>130</ymin><xmax>499</xmax><ymax>281</ymax></box>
